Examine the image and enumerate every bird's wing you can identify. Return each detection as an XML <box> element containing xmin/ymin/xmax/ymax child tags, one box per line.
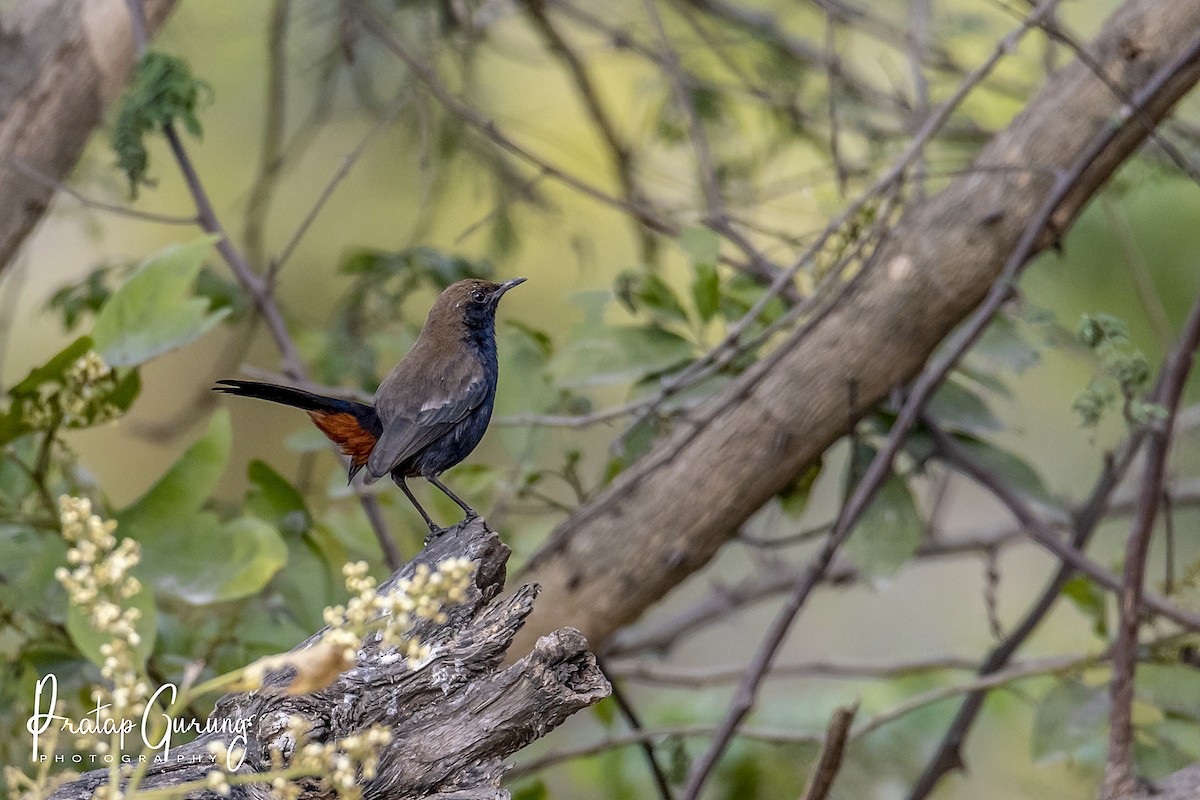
<box><xmin>365</xmin><ymin>359</ymin><xmax>488</xmax><ymax>479</ymax></box>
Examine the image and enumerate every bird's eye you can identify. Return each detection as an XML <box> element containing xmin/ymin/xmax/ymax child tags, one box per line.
<box><xmin>471</xmin><ymin>289</ymin><xmax>487</xmax><ymax>303</ymax></box>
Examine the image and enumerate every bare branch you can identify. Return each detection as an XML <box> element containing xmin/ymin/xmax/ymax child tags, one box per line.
<box><xmin>679</xmin><ymin>14</ymin><xmax>1200</xmax><ymax>795</ymax></box>
<box><xmin>517</xmin><ymin>0</ymin><xmax>1200</xmax><ymax>665</ymax></box>
<box><xmin>1103</xmin><ymin>266</ymin><xmax>1200</xmax><ymax>797</ymax></box>
<box><xmin>798</xmin><ymin>701</ymin><xmax>858</xmax><ymax>800</ymax></box>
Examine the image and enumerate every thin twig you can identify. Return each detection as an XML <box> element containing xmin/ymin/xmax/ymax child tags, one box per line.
<box><xmin>908</xmin><ymin>0</ymin><xmax>931</xmax><ymax>201</ymax></box>
<box><xmin>624</xmin><ymin>0</ymin><xmax>1063</xmax><ymax>435</ymax></box>
<box><xmin>0</xmin><ymin>253</ymin><xmax>30</xmax><ymax>378</ymax></box>
<box><xmin>609</xmin><ymin>655</ymin><xmax>980</xmax><ymax>687</ymax></box>
<box><xmin>907</xmin><ymin>377</ymin><xmax>1200</xmax><ymax>800</ymax></box>
<box><xmin>242</xmin><ymin>0</ymin><xmax>293</xmax><ymax>270</ymax></box>
<box><xmin>595</xmin><ymin>655</ymin><xmax>675</xmax><ymax>800</ymax></box>
<box><xmin>824</xmin><ymin>18</ymin><xmax>848</xmax><ymax>198</ymax></box>
<box><xmin>641</xmin><ymin>0</ymin><xmax>723</xmax><ymax>221</ymax></box>
<box><xmin>799</xmin><ymin>701</ymin><xmax>858</xmax><ymax>800</ymax></box>
<box><xmin>905</xmin><ymin>448</ymin><xmax>1142</xmax><ymax>798</ymax></box>
<box><xmin>272</xmin><ymin>88</ymin><xmax>412</xmax><ymax>279</ymax></box>
<box><xmin>1100</xmin><ymin>195</ymin><xmax>1173</xmax><ymax>351</ymax></box>
<box><xmin>522</xmin><ymin>0</ymin><xmax>658</xmax><ymax>263</ymax></box>
<box><xmin>1163</xmin><ymin>489</ymin><xmax>1176</xmax><ymax>597</ymax></box>
<box><xmin>606</xmin><ymin>561</ymin><xmax>858</xmax><ymax>657</ymax></box>
<box><xmin>0</xmin><ymin>158</ymin><xmax>198</xmax><ymax>226</ymax></box>
<box><xmin>678</xmin><ymin>12</ymin><xmax>1164</xmax><ymax>795</ymax></box>
<box><xmin>929</xmin><ymin>424</ymin><xmax>1200</xmax><ymax>632</ymax></box>
<box><xmin>1103</xmin><ymin>264</ymin><xmax>1200</xmax><ymax>797</ymax></box>
<box><xmin>515</xmin><ymin>649</ymin><xmax>1109</xmax><ymax>780</ymax></box>
<box><xmin>347</xmin><ymin>0</ymin><xmax>678</xmax><ymax>237</ymax></box>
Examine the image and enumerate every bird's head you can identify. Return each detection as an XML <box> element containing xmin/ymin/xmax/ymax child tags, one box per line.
<box><xmin>430</xmin><ymin>277</ymin><xmax>527</xmax><ymax>332</ymax></box>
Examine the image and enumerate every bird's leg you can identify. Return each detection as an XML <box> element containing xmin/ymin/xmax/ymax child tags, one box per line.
<box><xmin>392</xmin><ymin>475</ymin><xmax>441</xmax><ymax>534</ymax></box>
<box><xmin>427</xmin><ymin>476</ymin><xmax>478</xmax><ymax>520</ymax></box>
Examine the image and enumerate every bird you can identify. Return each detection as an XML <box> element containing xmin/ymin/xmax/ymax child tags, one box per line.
<box><xmin>215</xmin><ymin>277</ymin><xmax>526</xmax><ymax>533</ymax></box>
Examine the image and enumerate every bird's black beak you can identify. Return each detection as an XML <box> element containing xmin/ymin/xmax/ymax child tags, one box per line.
<box><xmin>492</xmin><ymin>277</ymin><xmax>527</xmax><ymax>301</ymax></box>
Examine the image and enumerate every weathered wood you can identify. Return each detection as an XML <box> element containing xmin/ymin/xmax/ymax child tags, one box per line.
<box><xmin>0</xmin><ymin>0</ymin><xmax>177</xmax><ymax>272</ymax></box>
<box><xmin>48</xmin><ymin>519</ymin><xmax>609</xmax><ymax>800</ymax></box>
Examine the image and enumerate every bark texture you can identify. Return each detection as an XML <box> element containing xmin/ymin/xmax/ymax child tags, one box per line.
<box><xmin>47</xmin><ymin>520</ymin><xmax>609</xmax><ymax>800</ymax></box>
<box><xmin>516</xmin><ymin>0</ymin><xmax>1200</xmax><ymax>653</ymax></box>
<box><xmin>0</xmin><ymin>0</ymin><xmax>177</xmax><ymax>272</ymax></box>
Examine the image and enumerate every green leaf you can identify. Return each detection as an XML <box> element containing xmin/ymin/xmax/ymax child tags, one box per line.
<box><xmin>974</xmin><ymin>315</ymin><xmax>1040</xmax><ymax>373</ymax></box>
<box><xmin>778</xmin><ymin>459</ymin><xmax>822</xmax><ymax>517</ymax></box>
<box><xmin>615</xmin><ymin>270</ymin><xmax>689</xmax><ymax>323</ymax></box>
<box><xmin>1137</xmin><ymin>663</ymin><xmax>1200</xmax><ymax>721</ymax></box>
<box><xmin>953</xmin><ymin>435</ymin><xmax>1053</xmax><ymax>504</ymax></box>
<box><xmin>1137</xmin><ymin>718</ymin><xmax>1200</xmax><ymax>777</ymax></box>
<box><xmin>691</xmin><ymin>262</ymin><xmax>720</xmax><ymax>323</ymax></box>
<box><xmin>227</xmin><ymin>606</ymin><xmax>310</xmax><ymax>662</ymax></box>
<box><xmin>139</xmin><ymin>514</ymin><xmax>287</xmax><ymax>605</ymax></box>
<box><xmin>47</xmin><ymin>267</ymin><xmax>118</xmax><ymax>331</ymax></box>
<box><xmin>719</xmin><ymin>273</ymin><xmax>786</xmax><ymax>327</ymax></box>
<box><xmin>1078</xmin><ymin>313</ymin><xmax>1129</xmax><ymax>349</ymax></box>
<box><xmin>0</xmin><ymin>525</ymin><xmax>68</xmax><ymax>615</ymax></box>
<box><xmin>111</xmin><ymin>51</ymin><xmax>211</xmax><ymax>194</ymax></box>
<box><xmin>275</xmin><ymin>527</ymin><xmax>344</xmax><ymax>630</ymax></box>
<box><xmin>592</xmin><ymin>696</ymin><xmax>617</xmax><ymax>728</ymax></box>
<box><xmin>1061</xmin><ymin>576</ymin><xmax>1108</xmax><ymax>637</ymax></box>
<box><xmin>107</xmin><ymin>368</ymin><xmax>142</xmax><ymax>414</ymax></box>
<box><xmin>118</xmin><ymin>409</ymin><xmax>231</xmax><ymax>536</ymax></box>
<box><xmin>847</xmin><ymin>465</ymin><xmax>924</xmax><ymax>575</ymax></box>
<box><xmin>66</xmin><ymin>582</ymin><xmax>157</xmax><ymax>668</ymax></box>
<box><xmin>679</xmin><ymin>226</ymin><xmax>720</xmax><ymax>266</ymax></box>
<box><xmin>510</xmin><ymin>780</ymin><xmax>549</xmax><ymax>800</ymax></box>
<box><xmin>1031</xmin><ymin>679</ymin><xmax>1108</xmax><ymax>764</ymax></box>
<box><xmin>10</xmin><ymin>337</ymin><xmax>93</xmax><ymax>396</ymax></box>
<box><xmin>927</xmin><ymin>380</ymin><xmax>1003</xmax><ymax>436</ymax></box>
<box><xmin>0</xmin><ymin>408</ymin><xmax>29</xmax><ymax>449</ymax></box>
<box><xmin>92</xmin><ymin>236</ymin><xmax>228</xmax><ymax>367</ymax></box>
<box><xmin>247</xmin><ymin>460</ymin><xmax>311</xmax><ymax>536</ymax></box>
<box><xmin>117</xmin><ymin>410</ymin><xmax>285</xmax><ymax>604</ymax></box>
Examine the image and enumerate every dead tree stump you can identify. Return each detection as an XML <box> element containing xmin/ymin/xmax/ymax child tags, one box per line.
<box><xmin>49</xmin><ymin>519</ymin><xmax>610</xmax><ymax>800</ymax></box>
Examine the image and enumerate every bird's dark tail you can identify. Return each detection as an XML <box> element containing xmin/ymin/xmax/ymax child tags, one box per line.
<box><xmin>213</xmin><ymin>380</ymin><xmax>382</xmax><ymax>481</ymax></box>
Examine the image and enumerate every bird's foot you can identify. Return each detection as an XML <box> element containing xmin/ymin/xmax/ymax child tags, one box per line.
<box><xmin>423</xmin><ymin>525</ymin><xmax>447</xmax><ymax>546</ymax></box>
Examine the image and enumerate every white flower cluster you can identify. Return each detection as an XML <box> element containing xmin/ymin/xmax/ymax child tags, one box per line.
<box><xmin>22</xmin><ymin>351</ymin><xmax>122</xmax><ymax>428</ymax></box>
<box><xmin>202</xmin><ymin>719</ymin><xmax>391</xmax><ymax>800</ymax></box>
<box><xmin>202</xmin><ymin>741</ymin><xmax>248</xmax><ymax>796</ymax></box>
<box><xmin>289</xmin><ymin>725</ymin><xmax>392</xmax><ymax>800</ymax></box>
<box><xmin>321</xmin><ymin>557</ymin><xmax>475</xmax><ymax>670</ymax></box>
<box><xmin>54</xmin><ymin>496</ymin><xmax>149</xmax><ymax>719</ymax></box>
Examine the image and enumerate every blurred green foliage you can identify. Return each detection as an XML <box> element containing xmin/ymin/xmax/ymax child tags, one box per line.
<box><xmin>4</xmin><ymin>1</ymin><xmax>1200</xmax><ymax>797</ymax></box>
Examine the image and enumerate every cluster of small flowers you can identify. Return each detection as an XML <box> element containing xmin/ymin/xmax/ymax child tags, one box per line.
<box><xmin>203</xmin><ymin>717</ymin><xmax>391</xmax><ymax>800</ymax></box>
<box><xmin>21</xmin><ymin>351</ymin><xmax>122</xmax><ymax>428</ymax></box>
<box><xmin>202</xmin><ymin>741</ymin><xmax>248</xmax><ymax>796</ymax></box>
<box><xmin>320</xmin><ymin>557</ymin><xmax>475</xmax><ymax>670</ymax></box>
<box><xmin>287</xmin><ymin>725</ymin><xmax>392</xmax><ymax>800</ymax></box>
<box><xmin>91</xmin><ymin>781</ymin><xmax>124</xmax><ymax>800</ymax></box>
<box><xmin>54</xmin><ymin>496</ymin><xmax>149</xmax><ymax>720</ymax></box>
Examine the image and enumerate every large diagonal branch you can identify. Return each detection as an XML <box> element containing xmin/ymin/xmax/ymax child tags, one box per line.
<box><xmin>516</xmin><ymin>0</ymin><xmax>1200</xmax><ymax>653</ymax></box>
<box><xmin>0</xmin><ymin>0</ymin><xmax>178</xmax><ymax>273</ymax></box>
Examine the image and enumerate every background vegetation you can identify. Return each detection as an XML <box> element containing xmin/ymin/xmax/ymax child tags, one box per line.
<box><xmin>3</xmin><ymin>0</ymin><xmax>1200</xmax><ymax>798</ymax></box>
